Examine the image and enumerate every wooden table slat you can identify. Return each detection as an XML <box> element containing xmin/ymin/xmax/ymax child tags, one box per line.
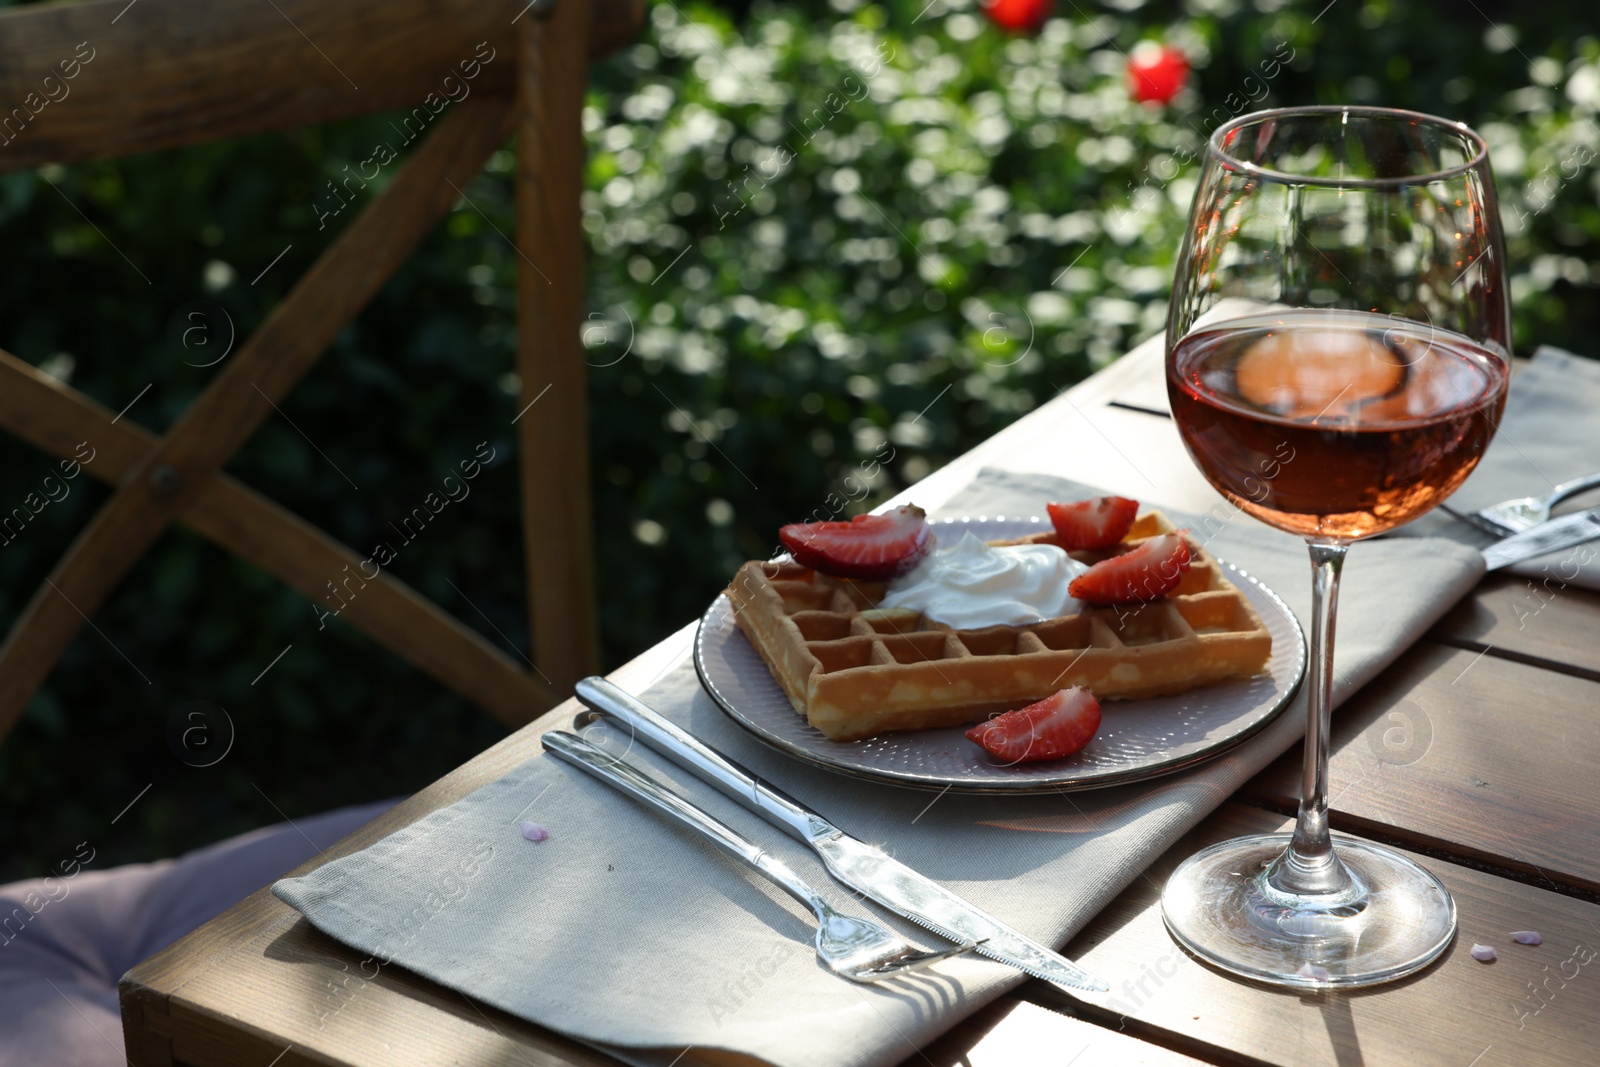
<box><xmin>1239</xmin><ymin>641</ymin><xmax>1600</xmax><ymax>896</ymax></box>
<box><xmin>1431</xmin><ymin>573</ymin><xmax>1600</xmax><ymax>683</ymax></box>
<box><xmin>1056</xmin><ymin>804</ymin><xmax>1600</xmax><ymax>1067</ymax></box>
<box><xmin>917</xmin><ymin>999</ymin><xmax>1215</xmax><ymax>1067</ymax></box>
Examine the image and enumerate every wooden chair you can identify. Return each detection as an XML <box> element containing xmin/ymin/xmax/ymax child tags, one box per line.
<box><xmin>0</xmin><ymin>0</ymin><xmax>642</xmax><ymax>741</ymax></box>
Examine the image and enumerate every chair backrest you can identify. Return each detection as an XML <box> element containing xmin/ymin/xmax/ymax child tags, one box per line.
<box><xmin>0</xmin><ymin>0</ymin><xmax>643</xmax><ymax>745</ymax></box>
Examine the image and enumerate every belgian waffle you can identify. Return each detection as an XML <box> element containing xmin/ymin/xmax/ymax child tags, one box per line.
<box><xmin>723</xmin><ymin>512</ymin><xmax>1273</xmax><ymax>742</ymax></box>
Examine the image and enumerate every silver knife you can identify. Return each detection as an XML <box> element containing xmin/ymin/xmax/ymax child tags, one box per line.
<box><xmin>1481</xmin><ymin>506</ymin><xmax>1600</xmax><ymax>570</ymax></box>
<box><xmin>573</xmin><ymin>676</ymin><xmax>1109</xmax><ymax>994</ymax></box>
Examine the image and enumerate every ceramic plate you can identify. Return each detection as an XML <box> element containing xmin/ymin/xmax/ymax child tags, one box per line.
<box><xmin>694</xmin><ymin>516</ymin><xmax>1306</xmax><ymax>793</ymax></box>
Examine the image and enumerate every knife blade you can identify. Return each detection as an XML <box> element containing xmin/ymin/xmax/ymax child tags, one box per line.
<box><xmin>1481</xmin><ymin>506</ymin><xmax>1600</xmax><ymax>571</ymax></box>
<box><xmin>573</xmin><ymin>676</ymin><xmax>1109</xmax><ymax>994</ymax></box>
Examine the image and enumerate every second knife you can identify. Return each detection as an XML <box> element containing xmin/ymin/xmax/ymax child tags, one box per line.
<box><xmin>1481</xmin><ymin>506</ymin><xmax>1600</xmax><ymax>570</ymax></box>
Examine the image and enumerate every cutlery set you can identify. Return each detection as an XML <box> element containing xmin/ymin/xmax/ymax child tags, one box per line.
<box><xmin>542</xmin><ymin>731</ymin><xmax>976</xmax><ymax>984</ymax></box>
<box><xmin>1477</xmin><ymin>506</ymin><xmax>1600</xmax><ymax>570</ymax></box>
<box><xmin>542</xmin><ymin>676</ymin><xmax>1109</xmax><ymax>993</ymax></box>
<box><xmin>1439</xmin><ymin>478</ymin><xmax>1600</xmax><ymax>570</ymax></box>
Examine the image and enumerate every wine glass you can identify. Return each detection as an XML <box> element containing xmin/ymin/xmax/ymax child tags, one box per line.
<box><xmin>1160</xmin><ymin>106</ymin><xmax>1511</xmax><ymax>988</ymax></box>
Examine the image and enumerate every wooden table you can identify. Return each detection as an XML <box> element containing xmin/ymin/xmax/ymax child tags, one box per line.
<box><xmin>121</xmin><ymin>338</ymin><xmax>1600</xmax><ymax>1066</ymax></box>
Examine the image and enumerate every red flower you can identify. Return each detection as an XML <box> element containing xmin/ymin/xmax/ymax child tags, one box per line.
<box><xmin>982</xmin><ymin>0</ymin><xmax>1050</xmax><ymax>35</ymax></box>
<box><xmin>1126</xmin><ymin>44</ymin><xmax>1189</xmax><ymax>105</ymax></box>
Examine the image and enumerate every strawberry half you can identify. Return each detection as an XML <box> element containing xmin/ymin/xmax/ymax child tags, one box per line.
<box><xmin>1046</xmin><ymin>496</ymin><xmax>1139</xmax><ymax>550</ymax></box>
<box><xmin>1068</xmin><ymin>531</ymin><xmax>1192</xmax><ymax>605</ymax></box>
<box><xmin>778</xmin><ymin>505</ymin><xmax>932</xmax><ymax>581</ymax></box>
<box><xmin>966</xmin><ymin>687</ymin><xmax>1101</xmax><ymax>764</ymax></box>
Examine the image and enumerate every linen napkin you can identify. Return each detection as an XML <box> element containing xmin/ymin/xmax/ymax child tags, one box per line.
<box><xmin>1392</xmin><ymin>345</ymin><xmax>1600</xmax><ymax>591</ymax></box>
<box><xmin>274</xmin><ymin>471</ymin><xmax>1483</xmax><ymax>1067</ymax></box>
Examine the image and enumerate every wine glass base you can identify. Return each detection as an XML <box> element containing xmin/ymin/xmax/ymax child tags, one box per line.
<box><xmin>1161</xmin><ymin>832</ymin><xmax>1456</xmax><ymax>989</ymax></box>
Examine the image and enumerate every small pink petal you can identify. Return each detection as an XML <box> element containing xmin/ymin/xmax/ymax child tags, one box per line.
<box><xmin>1471</xmin><ymin>944</ymin><xmax>1497</xmax><ymax>962</ymax></box>
<box><xmin>520</xmin><ymin>820</ymin><xmax>550</xmax><ymax>842</ymax></box>
<box><xmin>1296</xmin><ymin>961</ymin><xmax>1331</xmax><ymax>982</ymax></box>
<box><xmin>1511</xmin><ymin>931</ymin><xmax>1542</xmax><ymax>945</ymax></box>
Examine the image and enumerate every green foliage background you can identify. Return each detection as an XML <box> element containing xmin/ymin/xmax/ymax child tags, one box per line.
<box><xmin>2</xmin><ymin>0</ymin><xmax>1597</xmax><ymax>879</ymax></box>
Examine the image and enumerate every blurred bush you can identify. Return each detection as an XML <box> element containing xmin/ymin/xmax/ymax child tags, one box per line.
<box><xmin>2</xmin><ymin>0</ymin><xmax>1596</xmax><ymax>879</ymax></box>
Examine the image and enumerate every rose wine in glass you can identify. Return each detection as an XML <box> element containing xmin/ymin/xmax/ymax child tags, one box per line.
<box><xmin>1160</xmin><ymin>107</ymin><xmax>1511</xmax><ymax>988</ymax></box>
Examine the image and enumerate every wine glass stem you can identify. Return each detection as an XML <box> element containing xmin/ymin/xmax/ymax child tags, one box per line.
<box><xmin>1268</xmin><ymin>538</ymin><xmax>1358</xmax><ymax>900</ymax></box>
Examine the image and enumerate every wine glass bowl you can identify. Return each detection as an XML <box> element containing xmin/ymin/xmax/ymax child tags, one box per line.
<box><xmin>1169</xmin><ymin>309</ymin><xmax>1508</xmax><ymax>540</ymax></box>
<box><xmin>1159</xmin><ymin>107</ymin><xmax>1511</xmax><ymax>989</ymax></box>
<box><xmin>1170</xmin><ymin>108</ymin><xmax>1510</xmax><ymax>352</ymax></box>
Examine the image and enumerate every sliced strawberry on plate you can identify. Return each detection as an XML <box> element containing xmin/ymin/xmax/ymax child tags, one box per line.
<box><xmin>778</xmin><ymin>504</ymin><xmax>932</xmax><ymax>581</ymax></box>
<box><xmin>1068</xmin><ymin>530</ymin><xmax>1192</xmax><ymax>605</ymax></box>
<box><xmin>1046</xmin><ymin>496</ymin><xmax>1139</xmax><ymax>550</ymax></box>
<box><xmin>966</xmin><ymin>687</ymin><xmax>1101</xmax><ymax>764</ymax></box>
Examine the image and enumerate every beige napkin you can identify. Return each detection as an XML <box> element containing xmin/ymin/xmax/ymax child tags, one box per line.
<box><xmin>274</xmin><ymin>471</ymin><xmax>1483</xmax><ymax>1067</ymax></box>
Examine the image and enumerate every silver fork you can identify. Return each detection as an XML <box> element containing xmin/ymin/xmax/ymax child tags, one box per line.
<box><xmin>1478</xmin><ymin>471</ymin><xmax>1600</xmax><ymax>533</ymax></box>
<box><xmin>1443</xmin><ymin>470</ymin><xmax>1600</xmax><ymax>536</ymax></box>
<box><xmin>541</xmin><ymin>730</ymin><xmax>977</xmax><ymax>983</ymax></box>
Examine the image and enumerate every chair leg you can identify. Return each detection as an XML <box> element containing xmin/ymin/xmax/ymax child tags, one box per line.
<box><xmin>515</xmin><ymin>0</ymin><xmax>600</xmax><ymax>696</ymax></box>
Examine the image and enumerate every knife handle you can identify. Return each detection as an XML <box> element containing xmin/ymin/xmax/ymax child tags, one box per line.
<box><xmin>574</xmin><ymin>676</ymin><xmax>836</xmax><ymax>845</ymax></box>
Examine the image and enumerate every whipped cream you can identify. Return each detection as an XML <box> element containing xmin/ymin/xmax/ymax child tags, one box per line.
<box><xmin>879</xmin><ymin>532</ymin><xmax>1087</xmax><ymax>629</ymax></box>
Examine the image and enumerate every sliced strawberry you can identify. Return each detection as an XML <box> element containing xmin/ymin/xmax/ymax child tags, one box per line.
<box><xmin>966</xmin><ymin>687</ymin><xmax>1101</xmax><ymax>764</ymax></box>
<box><xmin>778</xmin><ymin>505</ymin><xmax>932</xmax><ymax>581</ymax></box>
<box><xmin>1068</xmin><ymin>531</ymin><xmax>1192</xmax><ymax>605</ymax></box>
<box><xmin>1046</xmin><ymin>496</ymin><xmax>1139</xmax><ymax>550</ymax></box>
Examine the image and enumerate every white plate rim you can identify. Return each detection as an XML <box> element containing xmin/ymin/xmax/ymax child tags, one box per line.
<box><xmin>693</xmin><ymin>516</ymin><xmax>1308</xmax><ymax>794</ymax></box>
